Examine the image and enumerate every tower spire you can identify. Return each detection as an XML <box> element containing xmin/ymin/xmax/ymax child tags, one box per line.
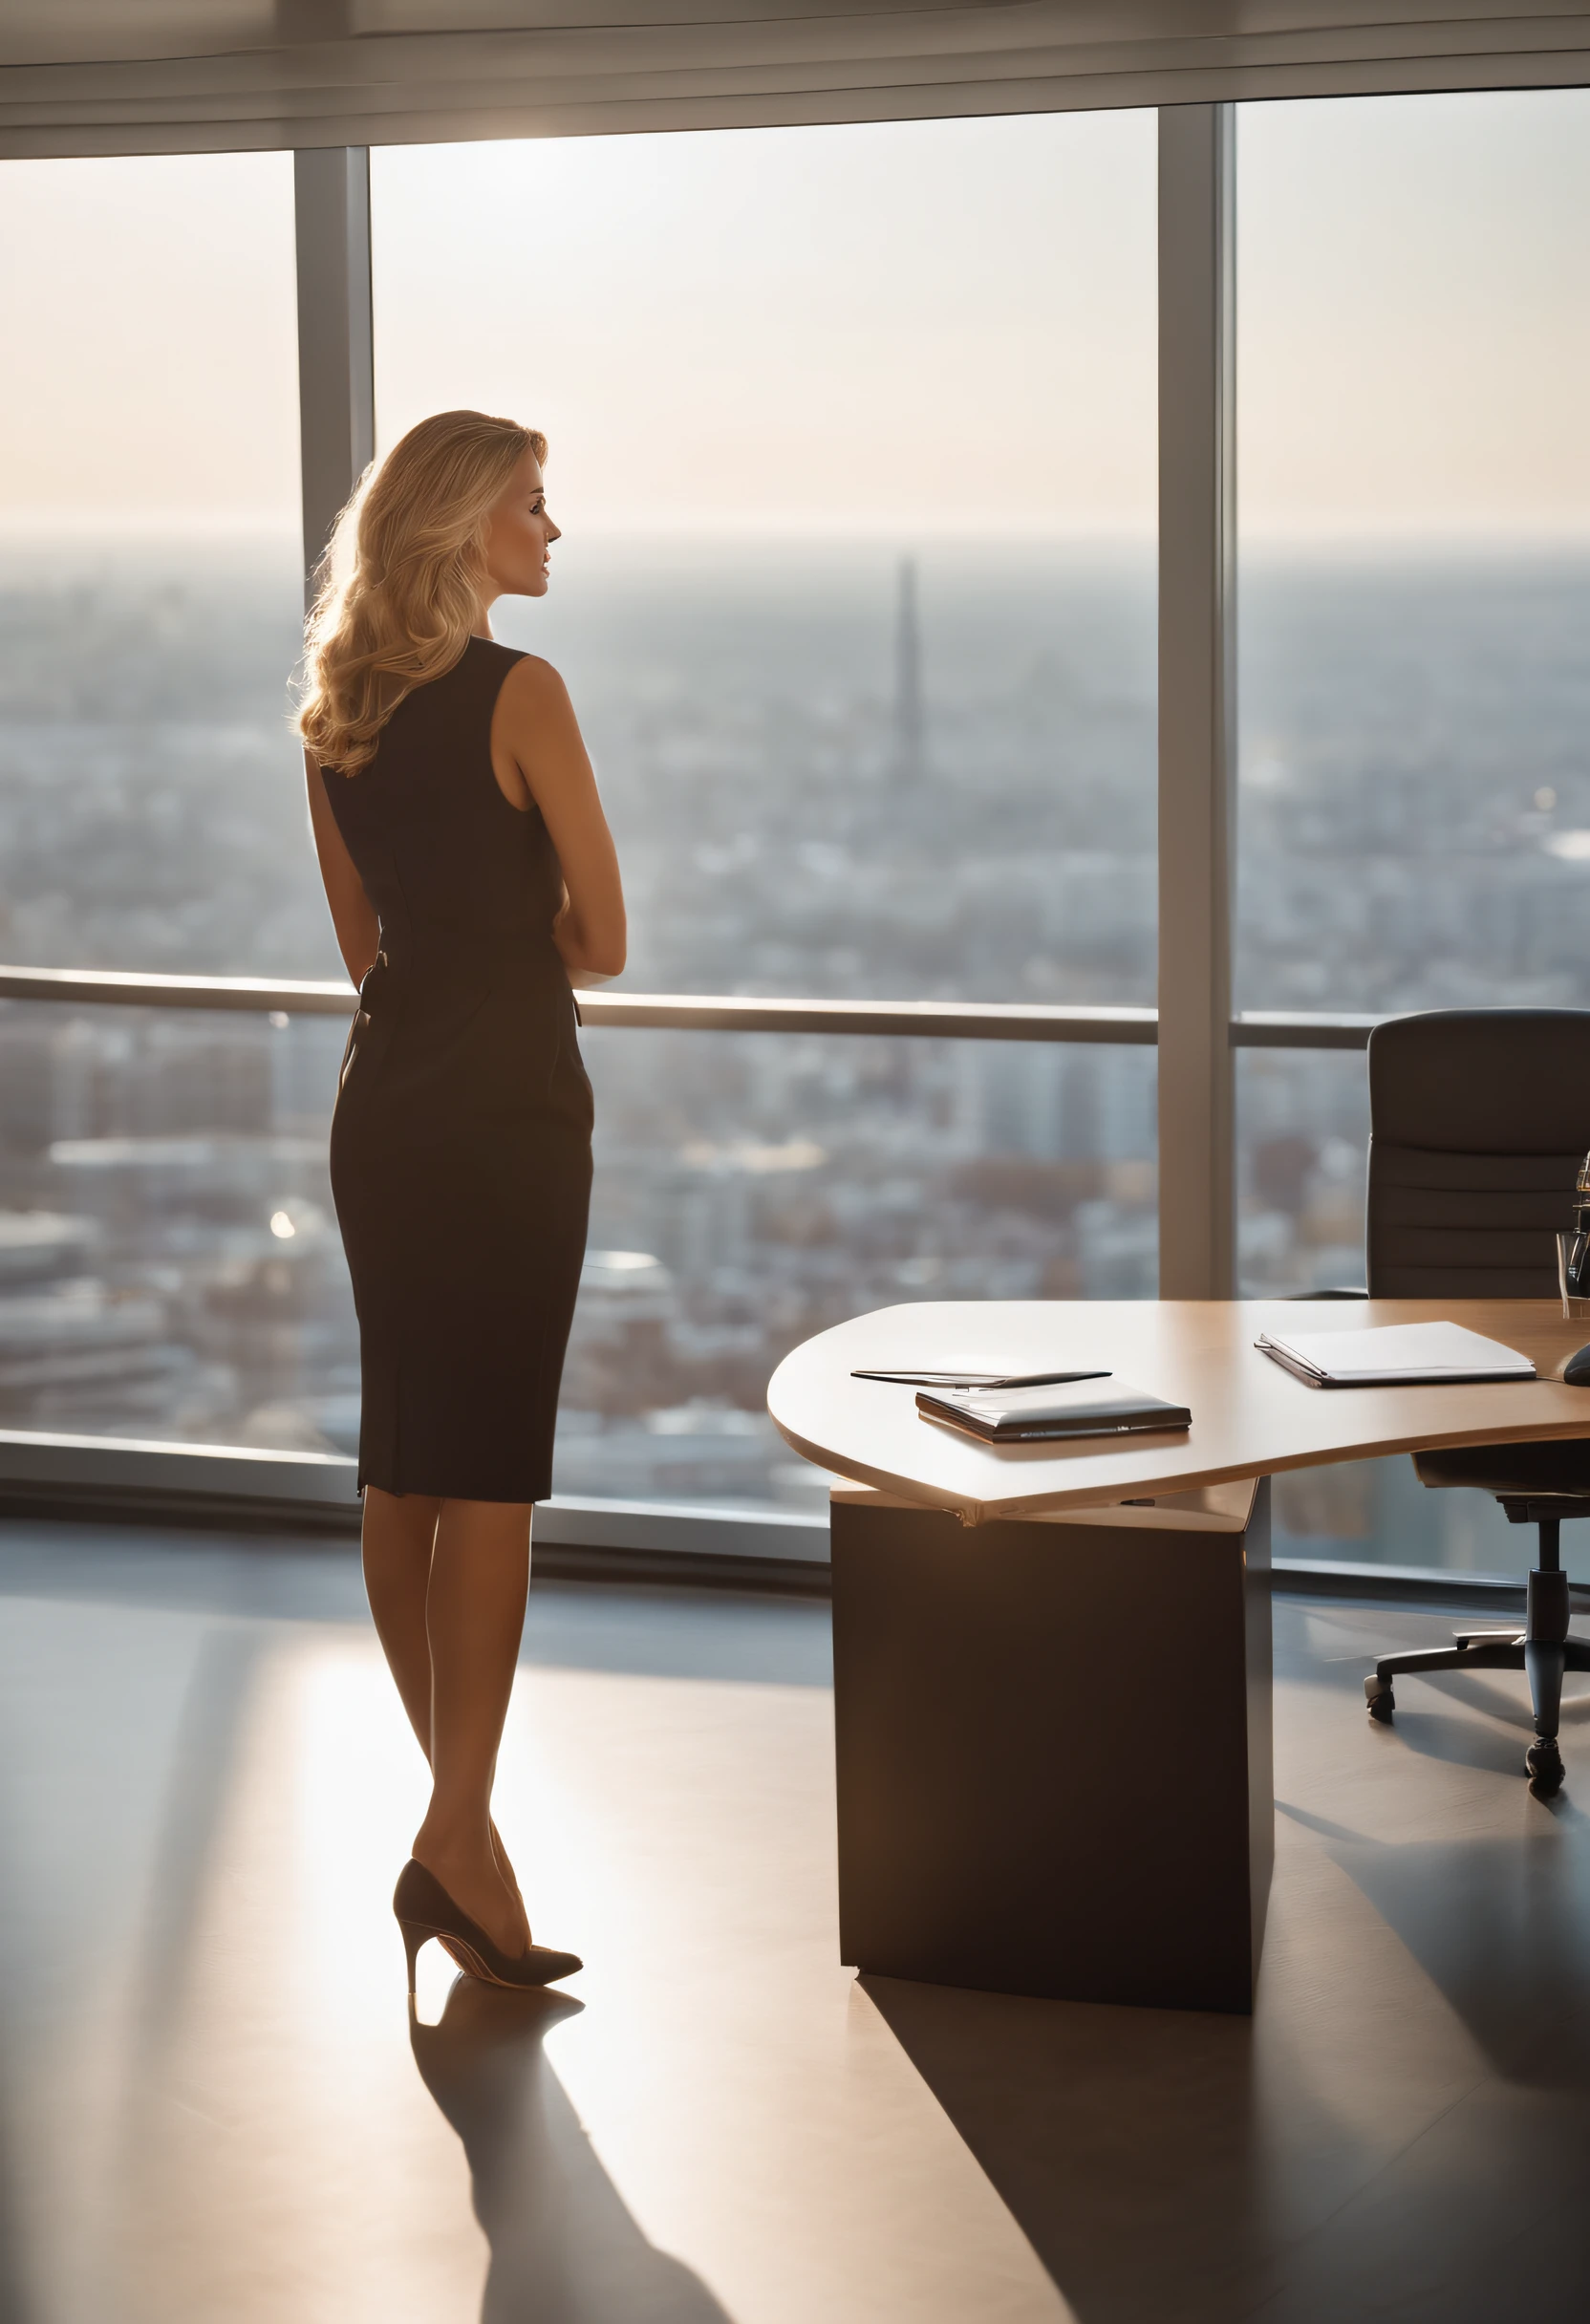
<box><xmin>892</xmin><ymin>556</ymin><xmax>925</xmax><ymax>783</ymax></box>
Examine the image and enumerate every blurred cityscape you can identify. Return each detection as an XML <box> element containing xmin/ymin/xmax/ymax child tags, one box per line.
<box><xmin>0</xmin><ymin>540</ymin><xmax>1585</xmax><ymax>1535</ymax></box>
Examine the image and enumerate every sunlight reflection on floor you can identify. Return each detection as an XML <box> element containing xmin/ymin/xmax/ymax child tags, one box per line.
<box><xmin>0</xmin><ymin>1583</ymin><xmax>1066</xmax><ymax>2324</ymax></box>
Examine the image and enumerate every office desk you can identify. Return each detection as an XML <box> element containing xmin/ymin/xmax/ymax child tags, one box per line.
<box><xmin>766</xmin><ymin>1299</ymin><xmax>1590</xmax><ymax>2013</ymax></box>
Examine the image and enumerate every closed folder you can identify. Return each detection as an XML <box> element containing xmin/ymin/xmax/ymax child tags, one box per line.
<box><xmin>1254</xmin><ymin>1322</ymin><xmax>1535</xmax><ymax>1388</ymax></box>
<box><xmin>916</xmin><ymin>1376</ymin><xmax>1192</xmax><ymax>1444</ymax></box>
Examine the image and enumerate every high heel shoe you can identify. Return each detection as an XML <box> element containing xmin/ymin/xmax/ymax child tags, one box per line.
<box><xmin>394</xmin><ymin>1858</ymin><xmax>583</xmax><ymax>1995</ymax></box>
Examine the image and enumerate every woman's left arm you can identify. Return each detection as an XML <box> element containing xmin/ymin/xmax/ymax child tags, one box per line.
<box><xmin>305</xmin><ymin>752</ymin><xmax>381</xmax><ymax>987</ymax></box>
<box><xmin>495</xmin><ymin>657</ymin><xmax>627</xmax><ymax>986</ymax></box>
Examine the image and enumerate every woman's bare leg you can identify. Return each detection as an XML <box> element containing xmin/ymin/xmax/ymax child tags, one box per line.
<box><xmin>362</xmin><ymin>1484</ymin><xmax>441</xmax><ymax>1755</ymax></box>
<box><xmin>363</xmin><ymin>1484</ymin><xmax>526</xmax><ymax>1917</ymax></box>
<box><xmin>411</xmin><ymin>1496</ymin><xmax>534</xmax><ymax>1956</ymax></box>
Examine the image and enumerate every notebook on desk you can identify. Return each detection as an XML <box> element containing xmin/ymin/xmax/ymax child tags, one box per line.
<box><xmin>915</xmin><ymin>1376</ymin><xmax>1192</xmax><ymax>1445</ymax></box>
<box><xmin>1255</xmin><ymin>1320</ymin><xmax>1536</xmax><ymax>1388</ymax></box>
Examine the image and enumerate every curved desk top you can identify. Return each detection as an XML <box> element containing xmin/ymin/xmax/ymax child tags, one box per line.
<box><xmin>766</xmin><ymin>1298</ymin><xmax>1590</xmax><ymax>1527</ymax></box>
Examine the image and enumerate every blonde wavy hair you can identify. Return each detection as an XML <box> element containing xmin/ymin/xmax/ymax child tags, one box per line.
<box><xmin>297</xmin><ymin>409</ymin><xmax>545</xmax><ymax>774</ymax></box>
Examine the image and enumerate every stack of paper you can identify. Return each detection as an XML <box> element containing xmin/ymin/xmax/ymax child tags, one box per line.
<box><xmin>1256</xmin><ymin>1321</ymin><xmax>1536</xmax><ymax>1388</ymax></box>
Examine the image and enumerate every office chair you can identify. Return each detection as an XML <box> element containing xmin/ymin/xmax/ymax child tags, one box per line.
<box><xmin>1354</xmin><ymin>1010</ymin><xmax>1590</xmax><ymax>1796</ymax></box>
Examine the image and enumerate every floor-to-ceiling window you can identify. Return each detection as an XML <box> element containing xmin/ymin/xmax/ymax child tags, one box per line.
<box><xmin>0</xmin><ymin>156</ymin><xmax>361</xmax><ymax>1456</ymax></box>
<box><xmin>1235</xmin><ymin>86</ymin><xmax>1590</xmax><ymax>1569</ymax></box>
<box><xmin>0</xmin><ymin>118</ymin><xmax>1159</xmax><ymax>1507</ymax></box>
<box><xmin>3</xmin><ymin>88</ymin><xmax>1582</xmax><ymax>1561</ymax></box>
<box><xmin>372</xmin><ymin>116</ymin><xmax>1159</xmax><ymax>1510</ymax></box>
<box><xmin>0</xmin><ymin>153</ymin><xmax>312</xmax><ymax>975</ymax></box>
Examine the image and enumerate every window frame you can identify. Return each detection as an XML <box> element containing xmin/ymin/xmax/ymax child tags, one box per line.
<box><xmin>5</xmin><ymin>92</ymin><xmax>1550</xmax><ymax>1582</ymax></box>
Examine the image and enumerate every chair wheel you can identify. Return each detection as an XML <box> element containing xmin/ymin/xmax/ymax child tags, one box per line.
<box><xmin>1364</xmin><ymin>1676</ymin><xmax>1394</xmax><ymax>1722</ymax></box>
<box><xmin>1526</xmin><ymin>1738</ymin><xmax>1565</xmax><ymax>1795</ymax></box>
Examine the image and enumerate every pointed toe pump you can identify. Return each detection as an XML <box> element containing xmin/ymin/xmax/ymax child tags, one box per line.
<box><xmin>394</xmin><ymin>1859</ymin><xmax>583</xmax><ymax>1995</ymax></box>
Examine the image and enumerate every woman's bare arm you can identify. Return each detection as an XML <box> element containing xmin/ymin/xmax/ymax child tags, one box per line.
<box><xmin>492</xmin><ymin>657</ymin><xmax>627</xmax><ymax>985</ymax></box>
<box><xmin>305</xmin><ymin>752</ymin><xmax>381</xmax><ymax>987</ymax></box>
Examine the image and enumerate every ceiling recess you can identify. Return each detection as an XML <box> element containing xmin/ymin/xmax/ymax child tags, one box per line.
<box><xmin>0</xmin><ymin>2</ymin><xmax>1586</xmax><ymax>156</ymax></box>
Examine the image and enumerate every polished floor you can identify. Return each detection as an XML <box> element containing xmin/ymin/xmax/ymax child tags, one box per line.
<box><xmin>2</xmin><ymin>1522</ymin><xmax>1589</xmax><ymax>2323</ymax></box>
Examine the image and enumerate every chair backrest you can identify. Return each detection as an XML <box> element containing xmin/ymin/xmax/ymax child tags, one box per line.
<box><xmin>1366</xmin><ymin>1009</ymin><xmax>1590</xmax><ymax>1297</ymax></box>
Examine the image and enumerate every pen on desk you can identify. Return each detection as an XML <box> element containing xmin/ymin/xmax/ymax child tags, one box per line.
<box><xmin>849</xmin><ymin>1367</ymin><xmax>1112</xmax><ymax>1389</ymax></box>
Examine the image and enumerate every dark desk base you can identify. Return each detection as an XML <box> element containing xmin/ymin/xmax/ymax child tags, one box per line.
<box><xmin>830</xmin><ymin>1479</ymin><xmax>1273</xmax><ymax>2014</ymax></box>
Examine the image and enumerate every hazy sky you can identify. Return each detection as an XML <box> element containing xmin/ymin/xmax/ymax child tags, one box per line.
<box><xmin>372</xmin><ymin>111</ymin><xmax>1157</xmax><ymax>539</ymax></box>
<box><xmin>0</xmin><ymin>147</ymin><xmax>302</xmax><ymax>536</ymax></box>
<box><xmin>1239</xmin><ymin>90</ymin><xmax>1590</xmax><ymax>538</ymax></box>
<box><xmin>0</xmin><ymin>85</ymin><xmax>1585</xmax><ymax>541</ymax></box>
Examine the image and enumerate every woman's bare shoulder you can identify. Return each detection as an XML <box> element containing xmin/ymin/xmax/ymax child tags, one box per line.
<box><xmin>499</xmin><ymin>652</ymin><xmax>571</xmax><ymax>705</ymax></box>
<box><xmin>495</xmin><ymin>656</ymin><xmax>583</xmax><ymax>772</ymax></box>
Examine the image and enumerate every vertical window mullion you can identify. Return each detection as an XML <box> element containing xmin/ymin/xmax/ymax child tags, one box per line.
<box><xmin>293</xmin><ymin>145</ymin><xmax>375</xmax><ymax>608</ymax></box>
<box><xmin>1156</xmin><ymin>101</ymin><xmax>1237</xmax><ymax>1298</ymax></box>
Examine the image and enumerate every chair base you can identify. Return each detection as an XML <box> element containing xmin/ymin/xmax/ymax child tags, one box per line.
<box><xmin>1364</xmin><ymin>1596</ymin><xmax>1590</xmax><ymax>1794</ymax></box>
<box><xmin>1367</xmin><ymin>1497</ymin><xmax>1590</xmax><ymax>1794</ymax></box>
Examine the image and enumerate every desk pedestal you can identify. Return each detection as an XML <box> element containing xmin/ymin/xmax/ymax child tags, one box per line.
<box><xmin>830</xmin><ymin>1478</ymin><xmax>1273</xmax><ymax>2014</ymax></box>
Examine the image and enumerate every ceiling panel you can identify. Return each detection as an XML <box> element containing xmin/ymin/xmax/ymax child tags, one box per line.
<box><xmin>0</xmin><ymin>3</ymin><xmax>1585</xmax><ymax>154</ymax></box>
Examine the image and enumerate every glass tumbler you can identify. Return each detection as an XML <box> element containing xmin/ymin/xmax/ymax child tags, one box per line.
<box><xmin>1558</xmin><ymin>1230</ymin><xmax>1590</xmax><ymax>1320</ymax></box>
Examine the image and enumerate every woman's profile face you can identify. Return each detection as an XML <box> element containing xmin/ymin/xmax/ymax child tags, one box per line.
<box><xmin>482</xmin><ymin>447</ymin><xmax>560</xmax><ymax>600</ymax></box>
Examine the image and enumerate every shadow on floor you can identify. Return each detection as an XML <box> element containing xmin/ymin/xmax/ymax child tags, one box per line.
<box><xmin>1322</xmin><ymin>1826</ymin><xmax>1590</xmax><ymax>2086</ymax></box>
<box><xmin>123</xmin><ymin>1625</ymin><xmax>271</xmax><ymax>2069</ymax></box>
<box><xmin>411</xmin><ymin>1980</ymin><xmax>734</xmax><ymax>2324</ymax></box>
<box><xmin>1380</xmin><ymin>1705</ymin><xmax>1539</xmax><ymax>1776</ymax></box>
<box><xmin>1280</xmin><ymin>1786</ymin><xmax>1590</xmax><ymax>2089</ymax></box>
<box><xmin>1394</xmin><ymin>1667</ymin><xmax>1590</xmax><ymax>1737</ymax></box>
<box><xmin>863</xmin><ymin>1974</ymin><xmax>1272</xmax><ymax>2324</ymax></box>
<box><xmin>0</xmin><ymin>2090</ymin><xmax>27</xmax><ymax>2324</ymax></box>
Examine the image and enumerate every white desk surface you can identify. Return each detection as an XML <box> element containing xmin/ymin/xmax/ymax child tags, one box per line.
<box><xmin>766</xmin><ymin>1299</ymin><xmax>1590</xmax><ymax>1527</ymax></box>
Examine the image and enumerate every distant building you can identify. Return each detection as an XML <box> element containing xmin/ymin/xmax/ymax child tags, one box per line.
<box><xmin>892</xmin><ymin>556</ymin><xmax>926</xmax><ymax>783</ymax></box>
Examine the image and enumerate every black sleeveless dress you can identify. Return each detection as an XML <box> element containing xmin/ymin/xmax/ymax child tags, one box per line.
<box><xmin>321</xmin><ymin>636</ymin><xmax>592</xmax><ymax>1503</ymax></box>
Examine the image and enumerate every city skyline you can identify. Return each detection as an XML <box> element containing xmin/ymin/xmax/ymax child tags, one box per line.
<box><xmin>1</xmin><ymin>533</ymin><xmax>1585</xmax><ymax>1543</ymax></box>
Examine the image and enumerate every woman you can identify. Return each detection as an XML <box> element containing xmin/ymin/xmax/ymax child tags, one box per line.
<box><xmin>299</xmin><ymin>410</ymin><xmax>625</xmax><ymax>1993</ymax></box>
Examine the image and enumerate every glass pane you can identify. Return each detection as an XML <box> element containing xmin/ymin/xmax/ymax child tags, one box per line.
<box><xmin>1235</xmin><ymin>93</ymin><xmax>1590</xmax><ymax>1582</ymax></box>
<box><xmin>0</xmin><ymin>156</ymin><xmax>323</xmax><ymax>977</ymax></box>
<box><xmin>371</xmin><ymin>117</ymin><xmax>1157</xmax><ymax>1003</ymax></box>
<box><xmin>0</xmin><ymin>1002</ymin><xmax>356</xmax><ymax>1450</ymax></box>
<box><xmin>1236</xmin><ymin>1046</ymin><xmax>1367</xmax><ymax>1297</ymax></box>
<box><xmin>1271</xmin><ymin>1451</ymin><xmax>1537</xmax><ymax>1583</ymax></box>
<box><xmin>569</xmin><ymin>1027</ymin><xmax>1157</xmax><ymax>1512</ymax></box>
<box><xmin>1237</xmin><ymin>1045</ymin><xmax>1558</xmax><ymax>1582</ymax></box>
<box><xmin>1236</xmin><ymin>90</ymin><xmax>1590</xmax><ymax>1015</ymax></box>
<box><xmin>0</xmin><ymin>1003</ymin><xmax>1154</xmax><ymax>1516</ymax></box>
